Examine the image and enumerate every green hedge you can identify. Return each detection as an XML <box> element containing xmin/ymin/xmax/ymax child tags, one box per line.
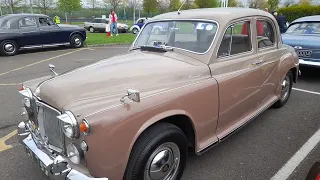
<box><xmin>278</xmin><ymin>5</ymin><xmax>320</xmax><ymax>23</ymax></box>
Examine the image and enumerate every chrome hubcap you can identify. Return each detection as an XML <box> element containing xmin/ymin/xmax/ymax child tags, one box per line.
<box><xmin>74</xmin><ymin>38</ymin><xmax>81</xmax><ymax>46</ymax></box>
<box><xmin>144</xmin><ymin>142</ymin><xmax>180</xmax><ymax>180</ymax></box>
<box><xmin>90</xmin><ymin>28</ymin><xmax>94</xmax><ymax>32</ymax></box>
<box><xmin>4</xmin><ymin>43</ymin><xmax>14</xmax><ymax>52</ymax></box>
<box><xmin>280</xmin><ymin>76</ymin><xmax>290</xmax><ymax>101</ymax></box>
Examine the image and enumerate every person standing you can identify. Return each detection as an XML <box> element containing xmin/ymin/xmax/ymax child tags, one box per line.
<box><xmin>277</xmin><ymin>13</ymin><xmax>287</xmax><ymax>33</ymax></box>
<box><xmin>109</xmin><ymin>9</ymin><xmax>118</xmax><ymax>36</ymax></box>
<box><xmin>53</xmin><ymin>15</ymin><xmax>60</xmax><ymax>24</ymax></box>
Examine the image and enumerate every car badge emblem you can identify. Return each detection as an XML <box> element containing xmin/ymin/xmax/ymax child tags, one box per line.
<box><xmin>294</xmin><ymin>46</ymin><xmax>302</xmax><ymax>49</ymax></box>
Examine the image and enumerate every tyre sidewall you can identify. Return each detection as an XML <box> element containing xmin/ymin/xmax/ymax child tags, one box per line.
<box><xmin>127</xmin><ymin>127</ymin><xmax>187</xmax><ymax>180</ymax></box>
<box><xmin>70</xmin><ymin>34</ymin><xmax>83</xmax><ymax>48</ymax></box>
<box><xmin>1</xmin><ymin>40</ymin><xmax>18</xmax><ymax>56</ymax></box>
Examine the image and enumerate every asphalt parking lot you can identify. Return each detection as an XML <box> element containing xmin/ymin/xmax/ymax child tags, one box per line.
<box><xmin>0</xmin><ymin>47</ymin><xmax>319</xmax><ymax>180</ymax></box>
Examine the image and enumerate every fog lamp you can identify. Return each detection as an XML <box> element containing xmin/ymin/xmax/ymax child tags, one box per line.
<box><xmin>67</xmin><ymin>143</ymin><xmax>82</xmax><ymax>164</ymax></box>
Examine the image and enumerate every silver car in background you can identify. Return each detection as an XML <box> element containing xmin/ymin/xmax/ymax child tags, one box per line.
<box><xmin>84</xmin><ymin>18</ymin><xmax>129</xmax><ymax>33</ymax></box>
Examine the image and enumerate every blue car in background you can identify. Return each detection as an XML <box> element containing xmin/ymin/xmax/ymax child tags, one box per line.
<box><xmin>282</xmin><ymin>15</ymin><xmax>320</xmax><ymax>68</ymax></box>
<box><xmin>130</xmin><ymin>17</ymin><xmax>167</xmax><ymax>35</ymax></box>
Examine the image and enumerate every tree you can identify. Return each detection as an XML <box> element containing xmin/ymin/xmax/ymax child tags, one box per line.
<box><xmin>195</xmin><ymin>0</ymin><xmax>218</xmax><ymax>8</ymax></box>
<box><xmin>128</xmin><ymin>0</ymin><xmax>142</xmax><ymax>22</ymax></box>
<box><xmin>169</xmin><ymin>0</ymin><xmax>181</xmax><ymax>11</ymax></box>
<box><xmin>228</xmin><ymin>0</ymin><xmax>238</xmax><ymax>7</ymax></box>
<box><xmin>143</xmin><ymin>0</ymin><xmax>158</xmax><ymax>16</ymax></box>
<box><xmin>267</xmin><ymin>0</ymin><xmax>279</xmax><ymax>11</ymax></box>
<box><xmin>158</xmin><ymin>0</ymin><xmax>170</xmax><ymax>13</ymax></box>
<box><xmin>283</xmin><ymin>0</ymin><xmax>295</xmax><ymax>7</ymax></box>
<box><xmin>104</xmin><ymin>0</ymin><xmax>122</xmax><ymax>11</ymax></box>
<box><xmin>299</xmin><ymin>0</ymin><xmax>311</xmax><ymax>5</ymax></box>
<box><xmin>86</xmin><ymin>0</ymin><xmax>97</xmax><ymax>15</ymax></box>
<box><xmin>1</xmin><ymin>0</ymin><xmax>23</xmax><ymax>13</ymax></box>
<box><xmin>58</xmin><ymin>0</ymin><xmax>82</xmax><ymax>23</ymax></box>
<box><xmin>33</xmin><ymin>0</ymin><xmax>54</xmax><ymax>14</ymax></box>
<box><xmin>248</xmin><ymin>0</ymin><xmax>268</xmax><ymax>9</ymax></box>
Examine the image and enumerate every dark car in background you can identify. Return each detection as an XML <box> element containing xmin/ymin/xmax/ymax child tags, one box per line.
<box><xmin>282</xmin><ymin>15</ymin><xmax>320</xmax><ymax>68</ymax></box>
<box><xmin>0</xmin><ymin>13</ymin><xmax>86</xmax><ymax>56</ymax></box>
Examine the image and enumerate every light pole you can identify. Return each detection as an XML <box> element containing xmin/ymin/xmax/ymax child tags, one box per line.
<box><xmin>29</xmin><ymin>0</ymin><xmax>33</xmax><ymax>14</ymax></box>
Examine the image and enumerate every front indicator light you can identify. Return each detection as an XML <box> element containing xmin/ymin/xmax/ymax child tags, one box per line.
<box><xmin>79</xmin><ymin>119</ymin><xmax>90</xmax><ymax>135</ymax></box>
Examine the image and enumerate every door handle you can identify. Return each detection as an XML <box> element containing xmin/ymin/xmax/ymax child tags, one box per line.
<box><xmin>252</xmin><ymin>59</ymin><xmax>266</xmax><ymax>66</ymax></box>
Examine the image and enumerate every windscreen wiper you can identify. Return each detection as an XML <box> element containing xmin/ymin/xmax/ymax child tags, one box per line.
<box><xmin>140</xmin><ymin>45</ymin><xmax>173</xmax><ymax>52</ymax></box>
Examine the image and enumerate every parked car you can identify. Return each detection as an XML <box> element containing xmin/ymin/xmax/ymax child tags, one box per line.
<box><xmin>282</xmin><ymin>15</ymin><xmax>320</xmax><ymax>68</ymax></box>
<box><xmin>84</xmin><ymin>18</ymin><xmax>129</xmax><ymax>33</ymax></box>
<box><xmin>130</xmin><ymin>17</ymin><xmax>166</xmax><ymax>35</ymax></box>
<box><xmin>17</xmin><ymin>8</ymin><xmax>299</xmax><ymax>180</ymax></box>
<box><xmin>0</xmin><ymin>13</ymin><xmax>86</xmax><ymax>56</ymax></box>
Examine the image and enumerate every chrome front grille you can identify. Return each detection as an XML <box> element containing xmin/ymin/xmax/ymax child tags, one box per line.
<box><xmin>35</xmin><ymin>100</ymin><xmax>65</xmax><ymax>152</ymax></box>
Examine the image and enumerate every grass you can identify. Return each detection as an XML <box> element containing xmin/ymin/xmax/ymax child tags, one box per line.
<box><xmin>85</xmin><ymin>32</ymin><xmax>136</xmax><ymax>46</ymax></box>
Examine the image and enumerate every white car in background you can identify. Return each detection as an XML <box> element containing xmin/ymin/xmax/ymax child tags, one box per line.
<box><xmin>84</xmin><ymin>18</ymin><xmax>129</xmax><ymax>33</ymax></box>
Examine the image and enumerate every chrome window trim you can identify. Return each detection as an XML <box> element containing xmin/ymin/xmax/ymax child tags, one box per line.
<box><xmin>132</xmin><ymin>18</ymin><xmax>220</xmax><ymax>55</ymax></box>
<box><xmin>255</xmin><ymin>17</ymin><xmax>277</xmax><ymax>51</ymax></box>
<box><xmin>216</xmin><ymin>19</ymin><xmax>255</xmax><ymax>61</ymax></box>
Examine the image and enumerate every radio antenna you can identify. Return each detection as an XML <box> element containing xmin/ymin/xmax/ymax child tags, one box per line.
<box><xmin>177</xmin><ymin>0</ymin><xmax>187</xmax><ymax>15</ymax></box>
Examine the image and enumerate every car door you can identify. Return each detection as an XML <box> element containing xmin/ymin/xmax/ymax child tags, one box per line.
<box><xmin>38</xmin><ymin>17</ymin><xmax>66</xmax><ymax>45</ymax></box>
<box><xmin>137</xmin><ymin>19</ymin><xmax>145</xmax><ymax>29</ymax></box>
<box><xmin>17</xmin><ymin>16</ymin><xmax>42</xmax><ymax>47</ymax></box>
<box><xmin>210</xmin><ymin>19</ymin><xmax>263</xmax><ymax>139</ymax></box>
<box><xmin>255</xmin><ymin>17</ymin><xmax>282</xmax><ymax>104</ymax></box>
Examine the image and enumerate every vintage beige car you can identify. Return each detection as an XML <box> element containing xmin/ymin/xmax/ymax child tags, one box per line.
<box><xmin>17</xmin><ymin>8</ymin><xmax>299</xmax><ymax>180</ymax></box>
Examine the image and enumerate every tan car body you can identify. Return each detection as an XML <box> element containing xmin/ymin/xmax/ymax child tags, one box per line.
<box><xmin>21</xmin><ymin>8</ymin><xmax>299</xmax><ymax>180</ymax></box>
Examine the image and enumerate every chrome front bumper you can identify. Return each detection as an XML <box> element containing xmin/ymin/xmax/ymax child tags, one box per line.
<box><xmin>17</xmin><ymin>121</ymin><xmax>108</xmax><ymax>180</ymax></box>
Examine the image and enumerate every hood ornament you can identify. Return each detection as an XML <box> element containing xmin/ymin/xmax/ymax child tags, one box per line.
<box><xmin>49</xmin><ymin>64</ymin><xmax>59</xmax><ymax>76</ymax></box>
<box><xmin>120</xmin><ymin>89</ymin><xmax>141</xmax><ymax>103</ymax></box>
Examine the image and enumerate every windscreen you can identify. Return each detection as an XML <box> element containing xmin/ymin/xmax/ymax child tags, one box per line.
<box><xmin>134</xmin><ymin>20</ymin><xmax>218</xmax><ymax>53</ymax></box>
<box><xmin>286</xmin><ymin>22</ymin><xmax>320</xmax><ymax>35</ymax></box>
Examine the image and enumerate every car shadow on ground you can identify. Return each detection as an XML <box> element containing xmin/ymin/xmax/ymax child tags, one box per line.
<box><xmin>299</xmin><ymin>67</ymin><xmax>320</xmax><ymax>82</ymax></box>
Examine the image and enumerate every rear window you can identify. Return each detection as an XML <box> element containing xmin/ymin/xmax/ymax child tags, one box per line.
<box><xmin>0</xmin><ymin>19</ymin><xmax>10</xmax><ymax>29</ymax></box>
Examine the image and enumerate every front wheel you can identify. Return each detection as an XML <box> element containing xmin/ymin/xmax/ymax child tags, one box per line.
<box><xmin>132</xmin><ymin>28</ymin><xmax>139</xmax><ymax>34</ymax></box>
<box><xmin>70</xmin><ymin>34</ymin><xmax>83</xmax><ymax>48</ymax></box>
<box><xmin>273</xmin><ymin>71</ymin><xmax>293</xmax><ymax>108</ymax></box>
<box><xmin>124</xmin><ymin>122</ymin><xmax>188</xmax><ymax>180</ymax></box>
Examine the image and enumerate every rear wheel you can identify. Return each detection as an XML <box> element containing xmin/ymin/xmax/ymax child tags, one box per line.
<box><xmin>124</xmin><ymin>122</ymin><xmax>188</xmax><ymax>180</ymax></box>
<box><xmin>70</xmin><ymin>34</ymin><xmax>83</xmax><ymax>48</ymax></box>
<box><xmin>273</xmin><ymin>71</ymin><xmax>293</xmax><ymax>108</ymax></box>
<box><xmin>0</xmin><ymin>40</ymin><xmax>19</xmax><ymax>56</ymax></box>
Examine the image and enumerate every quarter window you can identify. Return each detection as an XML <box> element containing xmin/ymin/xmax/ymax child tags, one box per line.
<box><xmin>19</xmin><ymin>17</ymin><xmax>37</xmax><ymax>28</ymax></box>
<box><xmin>256</xmin><ymin>20</ymin><xmax>275</xmax><ymax>48</ymax></box>
<box><xmin>218</xmin><ymin>21</ymin><xmax>252</xmax><ymax>58</ymax></box>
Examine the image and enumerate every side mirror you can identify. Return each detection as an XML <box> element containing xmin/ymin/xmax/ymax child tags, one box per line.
<box><xmin>49</xmin><ymin>64</ymin><xmax>58</xmax><ymax>76</ymax></box>
<box><xmin>127</xmin><ymin>89</ymin><xmax>140</xmax><ymax>103</ymax></box>
<box><xmin>120</xmin><ymin>89</ymin><xmax>140</xmax><ymax>103</ymax></box>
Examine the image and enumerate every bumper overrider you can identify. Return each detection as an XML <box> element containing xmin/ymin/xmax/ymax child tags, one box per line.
<box><xmin>18</xmin><ymin>121</ymin><xmax>108</xmax><ymax>180</ymax></box>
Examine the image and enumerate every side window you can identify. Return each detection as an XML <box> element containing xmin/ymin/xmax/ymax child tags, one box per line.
<box><xmin>256</xmin><ymin>20</ymin><xmax>275</xmax><ymax>49</ymax></box>
<box><xmin>19</xmin><ymin>17</ymin><xmax>37</xmax><ymax>28</ymax></box>
<box><xmin>218</xmin><ymin>21</ymin><xmax>252</xmax><ymax>58</ymax></box>
<box><xmin>138</xmin><ymin>19</ymin><xmax>144</xmax><ymax>23</ymax></box>
<box><xmin>39</xmin><ymin>17</ymin><xmax>55</xmax><ymax>26</ymax></box>
<box><xmin>92</xmin><ymin>19</ymin><xmax>99</xmax><ymax>23</ymax></box>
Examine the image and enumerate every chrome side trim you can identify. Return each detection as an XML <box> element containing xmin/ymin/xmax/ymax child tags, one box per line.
<box><xmin>20</xmin><ymin>43</ymin><xmax>70</xmax><ymax>50</ymax></box>
<box><xmin>85</xmin><ymin>77</ymin><xmax>214</xmax><ymax>118</ymax></box>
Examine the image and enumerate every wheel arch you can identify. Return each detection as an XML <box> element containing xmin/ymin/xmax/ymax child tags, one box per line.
<box><xmin>69</xmin><ymin>31</ymin><xmax>85</xmax><ymax>41</ymax></box>
<box><xmin>127</xmin><ymin>111</ymin><xmax>197</xmax><ymax>160</ymax></box>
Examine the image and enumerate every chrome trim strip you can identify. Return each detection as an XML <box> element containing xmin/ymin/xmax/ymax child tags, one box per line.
<box><xmin>131</xmin><ymin>19</ymin><xmax>220</xmax><ymax>55</ymax></box>
<box><xmin>20</xmin><ymin>43</ymin><xmax>70</xmax><ymax>49</ymax></box>
<box><xmin>85</xmin><ymin>77</ymin><xmax>214</xmax><ymax>118</ymax></box>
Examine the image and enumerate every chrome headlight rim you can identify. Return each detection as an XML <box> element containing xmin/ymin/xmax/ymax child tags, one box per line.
<box><xmin>66</xmin><ymin>143</ymin><xmax>82</xmax><ymax>164</ymax></box>
<box><xmin>57</xmin><ymin>111</ymin><xmax>79</xmax><ymax>139</ymax></box>
<box><xmin>19</xmin><ymin>87</ymin><xmax>33</xmax><ymax>99</ymax></box>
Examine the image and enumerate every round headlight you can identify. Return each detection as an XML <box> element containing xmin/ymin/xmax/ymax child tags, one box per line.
<box><xmin>67</xmin><ymin>143</ymin><xmax>82</xmax><ymax>164</ymax></box>
<box><xmin>57</xmin><ymin>111</ymin><xmax>79</xmax><ymax>139</ymax></box>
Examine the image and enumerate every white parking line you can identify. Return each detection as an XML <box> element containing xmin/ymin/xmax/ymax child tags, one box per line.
<box><xmin>293</xmin><ymin>88</ymin><xmax>320</xmax><ymax>96</ymax></box>
<box><xmin>270</xmin><ymin>128</ymin><xmax>320</xmax><ymax>180</ymax></box>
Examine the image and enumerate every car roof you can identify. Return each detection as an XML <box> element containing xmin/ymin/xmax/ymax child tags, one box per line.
<box><xmin>151</xmin><ymin>8</ymin><xmax>274</xmax><ymax>23</ymax></box>
<box><xmin>292</xmin><ymin>15</ymin><xmax>320</xmax><ymax>23</ymax></box>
